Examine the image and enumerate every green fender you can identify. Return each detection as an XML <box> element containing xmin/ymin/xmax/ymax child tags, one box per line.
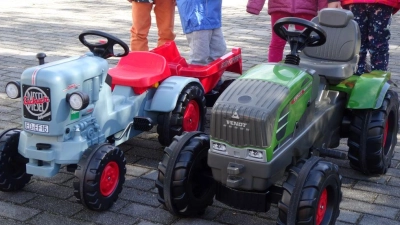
<box><xmin>347</xmin><ymin>71</ymin><xmax>391</xmax><ymax>109</ymax></box>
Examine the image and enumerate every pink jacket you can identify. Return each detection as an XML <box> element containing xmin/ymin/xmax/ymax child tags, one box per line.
<box><xmin>267</xmin><ymin>0</ymin><xmax>328</xmax><ymax>15</ymax></box>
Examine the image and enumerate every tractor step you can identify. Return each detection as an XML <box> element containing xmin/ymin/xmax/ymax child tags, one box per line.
<box><xmin>317</xmin><ymin>148</ymin><xmax>347</xmax><ymax>159</ymax></box>
<box><xmin>133</xmin><ymin>117</ymin><xmax>153</xmax><ymax>131</ymax></box>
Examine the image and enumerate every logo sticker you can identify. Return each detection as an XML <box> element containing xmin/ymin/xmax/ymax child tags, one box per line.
<box><xmin>23</xmin><ymin>85</ymin><xmax>51</xmax><ymax>121</ymax></box>
<box><xmin>232</xmin><ymin>110</ymin><xmax>240</xmax><ymax>119</ymax></box>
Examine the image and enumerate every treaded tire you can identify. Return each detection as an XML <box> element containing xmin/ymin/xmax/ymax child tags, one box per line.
<box><xmin>155</xmin><ymin>132</ymin><xmax>215</xmax><ymax>216</ymax></box>
<box><xmin>157</xmin><ymin>83</ymin><xmax>206</xmax><ymax>146</ymax></box>
<box><xmin>0</xmin><ymin>129</ymin><xmax>31</xmax><ymax>191</ymax></box>
<box><xmin>73</xmin><ymin>143</ymin><xmax>126</xmax><ymax>211</ymax></box>
<box><xmin>205</xmin><ymin>79</ymin><xmax>235</xmax><ymax>107</ymax></box>
<box><xmin>277</xmin><ymin>157</ymin><xmax>342</xmax><ymax>225</ymax></box>
<box><xmin>347</xmin><ymin>89</ymin><xmax>399</xmax><ymax>174</ymax></box>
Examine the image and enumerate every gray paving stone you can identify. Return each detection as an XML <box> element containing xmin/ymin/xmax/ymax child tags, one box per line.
<box><xmin>73</xmin><ymin>210</ymin><xmax>138</xmax><ymax>225</ymax></box>
<box><xmin>359</xmin><ymin>214</ymin><xmax>400</xmax><ymax>225</ymax></box>
<box><xmin>119</xmin><ymin>203</ymin><xmax>176</xmax><ymax>224</ymax></box>
<box><xmin>374</xmin><ymin>194</ymin><xmax>400</xmax><ymax>209</ymax></box>
<box><xmin>337</xmin><ymin>209</ymin><xmax>361</xmax><ymax>224</ymax></box>
<box><xmin>341</xmin><ymin>187</ymin><xmax>377</xmax><ymax>203</ymax></box>
<box><xmin>215</xmin><ymin>210</ymin><xmax>276</xmax><ymax>225</ymax></box>
<box><xmin>124</xmin><ymin>176</ymin><xmax>155</xmax><ymax>191</ymax></box>
<box><xmin>0</xmin><ymin>191</ymin><xmax>38</xmax><ymax>204</ymax></box>
<box><xmin>24</xmin><ymin>195</ymin><xmax>83</xmax><ymax>216</ymax></box>
<box><xmin>173</xmin><ymin>218</ymin><xmax>224</xmax><ymax>225</ymax></box>
<box><xmin>126</xmin><ymin>165</ymin><xmax>151</xmax><ymax>177</ymax></box>
<box><xmin>23</xmin><ymin>180</ymin><xmax>74</xmax><ymax>199</ymax></box>
<box><xmin>119</xmin><ymin>187</ymin><xmax>160</xmax><ymax>207</ymax></box>
<box><xmin>0</xmin><ymin>217</ymin><xmax>25</xmax><ymax>225</ymax></box>
<box><xmin>0</xmin><ymin>201</ymin><xmax>40</xmax><ymax>221</ymax></box>
<box><xmin>340</xmin><ymin>198</ymin><xmax>399</xmax><ymax>219</ymax></box>
<box><xmin>28</xmin><ymin>212</ymin><xmax>94</xmax><ymax>225</ymax></box>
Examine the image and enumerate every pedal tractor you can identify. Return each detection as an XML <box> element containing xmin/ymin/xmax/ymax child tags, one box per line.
<box><xmin>1</xmin><ymin>30</ymin><xmax>242</xmax><ymax>211</ymax></box>
<box><xmin>156</xmin><ymin>8</ymin><xmax>399</xmax><ymax>224</ymax></box>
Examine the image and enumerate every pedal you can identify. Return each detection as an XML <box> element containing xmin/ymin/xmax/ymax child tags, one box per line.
<box><xmin>133</xmin><ymin>117</ymin><xmax>153</xmax><ymax>131</ymax></box>
<box><xmin>317</xmin><ymin>148</ymin><xmax>347</xmax><ymax>159</ymax></box>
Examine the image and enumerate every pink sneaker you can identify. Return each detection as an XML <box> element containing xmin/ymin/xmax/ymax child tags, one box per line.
<box><xmin>246</xmin><ymin>0</ymin><xmax>266</xmax><ymax>15</ymax></box>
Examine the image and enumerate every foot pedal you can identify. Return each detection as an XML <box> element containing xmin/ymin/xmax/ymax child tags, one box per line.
<box><xmin>133</xmin><ymin>117</ymin><xmax>153</xmax><ymax>131</ymax></box>
<box><xmin>317</xmin><ymin>148</ymin><xmax>347</xmax><ymax>159</ymax></box>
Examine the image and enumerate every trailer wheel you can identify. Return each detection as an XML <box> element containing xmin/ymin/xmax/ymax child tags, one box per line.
<box><xmin>155</xmin><ymin>132</ymin><xmax>215</xmax><ymax>216</ymax></box>
<box><xmin>0</xmin><ymin>129</ymin><xmax>31</xmax><ymax>191</ymax></box>
<box><xmin>277</xmin><ymin>157</ymin><xmax>342</xmax><ymax>225</ymax></box>
<box><xmin>73</xmin><ymin>143</ymin><xmax>126</xmax><ymax>211</ymax></box>
<box><xmin>157</xmin><ymin>83</ymin><xmax>206</xmax><ymax>146</ymax></box>
<box><xmin>347</xmin><ymin>90</ymin><xmax>399</xmax><ymax>174</ymax></box>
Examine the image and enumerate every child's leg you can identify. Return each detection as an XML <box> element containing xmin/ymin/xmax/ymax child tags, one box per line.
<box><xmin>186</xmin><ymin>30</ymin><xmax>212</xmax><ymax>65</ymax></box>
<box><xmin>154</xmin><ymin>0</ymin><xmax>176</xmax><ymax>47</ymax></box>
<box><xmin>366</xmin><ymin>4</ymin><xmax>392</xmax><ymax>72</ymax></box>
<box><xmin>209</xmin><ymin>28</ymin><xmax>227</xmax><ymax>63</ymax></box>
<box><xmin>130</xmin><ymin>2</ymin><xmax>152</xmax><ymax>51</ymax></box>
<box><xmin>344</xmin><ymin>4</ymin><xmax>369</xmax><ymax>75</ymax></box>
<box><xmin>269</xmin><ymin>12</ymin><xmax>290</xmax><ymax>62</ymax></box>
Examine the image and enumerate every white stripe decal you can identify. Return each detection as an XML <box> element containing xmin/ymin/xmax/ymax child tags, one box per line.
<box><xmin>31</xmin><ymin>68</ymin><xmax>40</xmax><ymax>85</ymax></box>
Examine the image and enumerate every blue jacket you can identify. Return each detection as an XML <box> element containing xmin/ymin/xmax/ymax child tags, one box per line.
<box><xmin>176</xmin><ymin>0</ymin><xmax>223</xmax><ymax>34</ymax></box>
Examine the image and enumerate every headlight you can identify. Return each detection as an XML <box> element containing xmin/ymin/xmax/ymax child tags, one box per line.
<box><xmin>212</xmin><ymin>142</ymin><xmax>226</xmax><ymax>152</ymax></box>
<box><xmin>5</xmin><ymin>81</ymin><xmax>21</xmax><ymax>99</ymax></box>
<box><xmin>67</xmin><ymin>91</ymin><xmax>89</xmax><ymax>110</ymax></box>
<box><xmin>248</xmin><ymin>149</ymin><xmax>264</xmax><ymax>159</ymax></box>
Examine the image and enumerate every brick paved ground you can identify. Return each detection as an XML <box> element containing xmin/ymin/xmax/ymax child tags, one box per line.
<box><xmin>1</xmin><ymin>0</ymin><xmax>400</xmax><ymax>224</ymax></box>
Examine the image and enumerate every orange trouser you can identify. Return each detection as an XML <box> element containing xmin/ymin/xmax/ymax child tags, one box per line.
<box><xmin>130</xmin><ymin>0</ymin><xmax>176</xmax><ymax>51</ymax></box>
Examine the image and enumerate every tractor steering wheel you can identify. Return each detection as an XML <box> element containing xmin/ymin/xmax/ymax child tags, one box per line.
<box><xmin>273</xmin><ymin>17</ymin><xmax>326</xmax><ymax>54</ymax></box>
<box><xmin>79</xmin><ymin>30</ymin><xmax>129</xmax><ymax>59</ymax></box>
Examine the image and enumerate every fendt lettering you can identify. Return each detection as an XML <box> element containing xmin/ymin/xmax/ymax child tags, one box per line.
<box><xmin>226</xmin><ymin>120</ymin><xmax>247</xmax><ymax>128</ymax></box>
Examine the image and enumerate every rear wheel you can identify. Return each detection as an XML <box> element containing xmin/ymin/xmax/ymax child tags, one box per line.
<box><xmin>347</xmin><ymin>90</ymin><xmax>399</xmax><ymax>174</ymax></box>
<box><xmin>155</xmin><ymin>132</ymin><xmax>215</xmax><ymax>216</ymax></box>
<box><xmin>73</xmin><ymin>143</ymin><xmax>126</xmax><ymax>211</ymax></box>
<box><xmin>0</xmin><ymin>129</ymin><xmax>31</xmax><ymax>191</ymax></box>
<box><xmin>277</xmin><ymin>157</ymin><xmax>342</xmax><ymax>225</ymax></box>
<box><xmin>157</xmin><ymin>83</ymin><xmax>206</xmax><ymax>146</ymax></box>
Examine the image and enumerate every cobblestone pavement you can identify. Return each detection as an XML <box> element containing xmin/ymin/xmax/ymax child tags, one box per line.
<box><xmin>1</xmin><ymin>0</ymin><xmax>400</xmax><ymax>224</ymax></box>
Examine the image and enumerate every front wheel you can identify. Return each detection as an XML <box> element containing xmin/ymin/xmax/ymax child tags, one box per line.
<box><xmin>157</xmin><ymin>83</ymin><xmax>206</xmax><ymax>146</ymax></box>
<box><xmin>73</xmin><ymin>143</ymin><xmax>126</xmax><ymax>211</ymax></box>
<box><xmin>0</xmin><ymin>129</ymin><xmax>31</xmax><ymax>191</ymax></box>
<box><xmin>347</xmin><ymin>90</ymin><xmax>399</xmax><ymax>174</ymax></box>
<box><xmin>156</xmin><ymin>132</ymin><xmax>215</xmax><ymax>216</ymax></box>
<box><xmin>277</xmin><ymin>157</ymin><xmax>342</xmax><ymax>225</ymax></box>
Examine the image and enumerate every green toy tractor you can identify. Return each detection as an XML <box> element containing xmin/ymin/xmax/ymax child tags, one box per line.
<box><xmin>155</xmin><ymin>8</ymin><xmax>399</xmax><ymax>224</ymax></box>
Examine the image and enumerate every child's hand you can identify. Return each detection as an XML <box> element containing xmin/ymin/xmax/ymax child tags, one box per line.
<box><xmin>328</xmin><ymin>1</ymin><xmax>341</xmax><ymax>8</ymax></box>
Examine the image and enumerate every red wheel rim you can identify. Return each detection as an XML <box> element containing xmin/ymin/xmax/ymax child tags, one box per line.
<box><xmin>100</xmin><ymin>161</ymin><xmax>119</xmax><ymax>197</ymax></box>
<box><xmin>316</xmin><ymin>188</ymin><xmax>328</xmax><ymax>225</ymax></box>
<box><xmin>183</xmin><ymin>100</ymin><xmax>200</xmax><ymax>131</ymax></box>
<box><xmin>383</xmin><ymin>119</ymin><xmax>389</xmax><ymax>148</ymax></box>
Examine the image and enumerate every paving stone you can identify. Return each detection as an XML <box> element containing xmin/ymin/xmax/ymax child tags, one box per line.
<box><xmin>119</xmin><ymin>187</ymin><xmax>160</xmax><ymax>207</ymax></box>
<box><xmin>340</xmin><ymin>198</ymin><xmax>399</xmax><ymax>219</ymax></box>
<box><xmin>173</xmin><ymin>218</ymin><xmax>224</xmax><ymax>225</ymax></box>
<box><xmin>23</xmin><ymin>180</ymin><xmax>74</xmax><ymax>199</ymax></box>
<box><xmin>0</xmin><ymin>191</ymin><xmax>38</xmax><ymax>204</ymax></box>
<box><xmin>0</xmin><ymin>217</ymin><xmax>25</xmax><ymax>225</ymax></box>
<box><xmin>119</xmin><ymin>203</ymin><xmax>176</xmax><ymax>224</ymax></box>
<box><xmin>359</xmin><ymin>214</ymin><xmax>400</xmax><ymax>225</ymax></box>
<box><xmin>124</xmin><ymin>176</ymin><xmax>155</xmax><ymax>191</ymax></box>
<box><xmin>341</xmin><ymin>187</ymin><xmax>377</xmax><ymax>203</ymax></box>
<box><xmin>215</xmin><ymin>210</ymin><xmax>276</xmax><ymax>225</ymax></box>
<box><xmin>28</xmin><ymin>212</ymin><xmax>94</xmax><ymax>225</ymax></box>
<box><xmin>337</xmin><ymin>209</ymin><xmax>361</xmax><ymax>224</ymax></box>
<box><xmin>73</xmin><ymin>210</ymin><xmax>138</xmax><ymax>225</ymax></box>
<box><xmin>126</xmin><ymin>165</ymin><xmax>151</xmax><ymax>177</ymax></box>
<box><xmin>24</xmin><ymin>195</ymin><xmax>83</xmax><ymax>216</ymax></box>
<box><xmin>0</xmin><ymin>201</ymin><xmax>40</xmax><ymax>221</ymax></box>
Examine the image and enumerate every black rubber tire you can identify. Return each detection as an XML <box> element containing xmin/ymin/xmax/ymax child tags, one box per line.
<box><xmin>205</xmin><ymin>79</ymin><xmax>235</xmax><ymax>107</ymax></box>
<box><xmin>0</xmin><ymin>129</ymin><xmax>31</xmax><ymax>191</ymax></box>
<box><xmin>277</xmin><ymin>158</ymin><xmax>342</xmax><ymax>225</ymax></box>
<box><xmin>155</xmin><ymin>132</ymin><xmax>215</xmax><ymax>216</ymax></box>
<box><xmin>347</xmin><ymin>90</ymin><xmax>399</xmax><ymax>174</ymax></box>
<box><xmin>73</xmin><ymin>143</ymin><xmax>126</xmax><ymax>211</ymax></box>
<box><xmin>157</xmin><ymin>83</ymin><xmax>206</xmax><ymax>146</ymax></box>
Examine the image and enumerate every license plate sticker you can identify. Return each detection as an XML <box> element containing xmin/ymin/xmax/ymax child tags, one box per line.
<box><xmin>24</xmin><ymin>122</ymin><xmax>49</xmax><ymax>133</ymax></box>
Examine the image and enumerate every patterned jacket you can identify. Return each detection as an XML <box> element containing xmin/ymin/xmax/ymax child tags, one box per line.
<box><xmin>328</xmin><ymin>0</ymin><xmax>400</xmax><ymax>9</ymax></box>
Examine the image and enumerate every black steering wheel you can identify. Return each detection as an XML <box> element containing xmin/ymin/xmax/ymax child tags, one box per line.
<box><xmin>273</xmin><ymin>17</ymin><xmax>326</xmax><ymax>55</ymax></box>
<box><xmin>79</xmin><ymin>30</ymin><xmax>129</xmax><ymax>59</ymax></box>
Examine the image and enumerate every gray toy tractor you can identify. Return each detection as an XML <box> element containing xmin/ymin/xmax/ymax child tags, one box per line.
<box><xmin>156</xmin><ymin>8</ymin><xmax>399</xmax><ymax>224</ymax></box>
<box><xmin>1</xmin><ymin>30</ymin><xmax>241</xmax><ymax>211</ymax></box>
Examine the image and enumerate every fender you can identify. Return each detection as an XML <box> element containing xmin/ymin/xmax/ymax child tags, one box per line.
<box><xmin>347</xmin><ymin>71</ymin><xmax>391</xmax><ymax>109</ymax></box>
<box><xmin>149</xmin><ymin>76</ymin><xmax>204</xmax><ymax>112</ymax></box>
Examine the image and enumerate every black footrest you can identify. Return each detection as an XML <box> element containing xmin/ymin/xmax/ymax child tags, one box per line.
<box><xmin>318</xmin><ymin>148</ymin><xmax>347</xmax><ymax>159</ymax></box>
<box><xmin>133</xmin><ymin>117</ymin><xmax>153</xmax><ymax>131</ymax></box>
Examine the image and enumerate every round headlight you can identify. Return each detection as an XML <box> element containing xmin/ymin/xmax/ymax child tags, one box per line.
<box><xmin>68</xmin><ymin>91</ymin><xmax>89</xmax><ymax>110</ymax></box>
<box><xmin>5</xmin><ymin>81</ymin><xmax>21</xmax><ymax>99</ymax></box>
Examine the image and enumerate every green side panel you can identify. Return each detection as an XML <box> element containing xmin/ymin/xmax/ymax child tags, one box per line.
<box><xmin>329</xmin><ymin>75</ymin><xmax>359</xmax><ymax>95</ymax></box>
<box><xmin>347</xmin><ymin>71</ymin><xmax>391</xmax><ymax>109</ymax></box>
<box><xmin>241</xmin><ymin>64</ymin><xmax>314</xmax><ymax>161</ymax></box>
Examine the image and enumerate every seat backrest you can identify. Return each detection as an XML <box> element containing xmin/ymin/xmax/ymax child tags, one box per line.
<box><xmin>302</xmin><ymin>8</ymin><xmax>360</xmax><ymax>62</ymax></box>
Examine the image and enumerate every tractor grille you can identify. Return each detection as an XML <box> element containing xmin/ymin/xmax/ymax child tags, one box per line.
<box><xmin>210</xmin><ymin>79</ymin><xmax>288</xmax><ymax>148</ymax></box>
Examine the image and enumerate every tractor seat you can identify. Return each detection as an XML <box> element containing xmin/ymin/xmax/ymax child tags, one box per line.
<box><xmin>299</xmin><ymin>8</ymin><xmax>361</xmax><ymax>84</ymax></box>
<box><xmin>108</xmin><ymin>51</ymin><xmax>171</xmax><ymax>88</ymax></box>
